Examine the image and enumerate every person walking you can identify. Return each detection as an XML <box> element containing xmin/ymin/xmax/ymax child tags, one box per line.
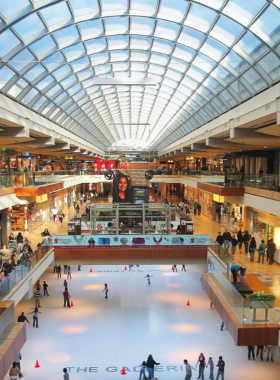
<box><xmin>237</xmin><ymin>229</ymin><xmax>243</xmax><ymax>254</ymax></box>
<box><xmin>63</xmin><ymin>367</ymin><xmax>69</xmax><ymax>380</ymax></box>
<box><xmin>216</xmin><ymin>356</ymin><xmax>225</xmax><ymax>380</ymax></box>
<box><xmin>181</xmin><ymin>264</ymin><xmax>186</xmax><ymax>271</ymax></box>
<box><xmin>197</xmin><ymin>202</ymin><xmax>201</xmax><ymax>215</ymax></box>
<box><xmin>64</xmin><ymin>264</ymin><xmax>68</xmax><ymax>274</ymax></box>
<box><xmin>206</xmin><ymin>357</ymin><xmax>214</xmax><ymax>380</ymax></box>
<box><xmin>28</xmin><ymin>307</ymin><xmax>42</xmax><ymax>328</ymax></box>
<box><xmin>193</xmin><ymin>202</ymin><xmax>197</xmax><ymax>215</ymax></box>
<box><xmin>146</xmin><ymin>354</ymin><xmax>160</xmax><ymax>380</ymax></box>
<box><xmin>67</xmin><ymin>266</ymin><xmax>72</xmax><ymax>279</ymax></box>
<box><xmin>9</xmin><ymin>362</ymin><xmax>23</xmax><ymax>379</ymax></box>
<box><xmin>17</xmin><ymin>312</ymin><xmax>30</xmax><ymax>324</ymax></box>
<box><xmin>64</xmin><ymin>279</ymin><xmax>68</xmax><ymax>289</ymax></box>
<box><xmin>256</xmin><ymin>345</ymin><xmax>264</xmax><ymax>361</ymax></box>
<box><xmin>222</xmin><ymin>229</ymin><xmax>231</xmax><ymax>252</ymax></box>
<box><xmin>63</xmin><ymin>288</ymin><xmax>71</xmax><ymax>308</ymax></box>
<box><xmin>43</xmin><ymin>281</ymin><xmax>49</xmax><ymax>296</ymax></box>
<box><xmin>57</xmin><ymin>264</ymin><xmax>62</xmax><ymax>278</ymax></box>
<box><xmin>184</xmin><ymin>359</ymin><xmax>192</xmax><ymax>380</ymax></box>
<box><xmin>136</xmin><ymin>361</ymin><xmax>147</xmax><ymax>380</ymax></box>
<box><xmin>267</xmin><ymin>239</ymin><xmax>276</xmax><ymax>265</ymax></box>
<box><xmin>196</xmin><ymin>353</ymin><xmax>206</xmax><ymax>380</ymax></box>
<box><xmin>257</xmin><ymin>240</ymin><xmax>266</xmax><ymax>264</ymax></box>
<box><xmin>216</xmin><ymin>232</ymin><xmax>223</xmax><ymax>254</ymax></box>
<box><xmin>248</xmin><ymin>345</ymin><xmax>255</xmax><ymax>360</ymax></box>
<box><xmin>17</xmin><ymin>232</ymin><xmax>24</xmax><ymax>253</ymax></box>
<box><xmin>243</xmin><ymin>230</ymin><xmax>250</xmax><ymax>254</ymax></box>
<box><xmin>51</xmin><ymin>206</ymin><xmax>58</xmax><ymax>222</ymax></box>
<box><xmin>173</xmin><ymin>264</ymin><xmax>177</xmax><ymax>272</ymax></box>
<box><xmin>231</xmin><ymin>235</ymin><xmax>238</xmax><ymax>255</ymax></box>
<box><xmin>265</xmin><ymin>345</ymin><xmax>273</xmax><ymax>362</ymax></box>
<box><xmin>15</xmin><ymin>352</ymin><xmax>22</xmax><ymax>377</ymax></box>
<box><xmin>34</xmin><ymin>288</ymin><xmax>43</xmax><ymax>308</ymax></box>
<box><xmin>249</xmin><ymin>237</ymin><xmax>257</xmax><ymax>262</ymax></box>
<box><xmin>103</xmin><ymin>283</ymin><xmax>109</xmax><ymax>298</ymax></box>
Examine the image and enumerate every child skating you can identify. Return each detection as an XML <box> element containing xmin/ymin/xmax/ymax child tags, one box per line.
<box><xmin>144</xmin><ymin>274</ymin><xmax>153</xmax><ymax>285</ymax></box>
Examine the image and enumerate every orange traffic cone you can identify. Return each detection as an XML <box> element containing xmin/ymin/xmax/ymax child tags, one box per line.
<box><xmin>171</xmin><ymin>266</ymin><xmax>174</xmax><ymax>271</ymax></box>
<box><xmin>35</xmin><ymin>360</ymin><xmax>40</xmax><ymax>368</ymax></box>
<box><xmin>124</xmin><ymin>266</ymin><xmax>127</xmax><ymax>270</ymax></box>
<box><xmin>121</xmin><ymin>367</ymin><xmax>127</xmax><ymax>375</ymax></box>
<box><xmin>90</xmin><ymin>268</ymin><xmax>92</xmax><ymax>272</ymax></box>
<box><xmin>186</xmin><ymin>300</ymin><xmax>190</xmax><ymax>306</ymax></box>
<box><xmin>70</xmin><ymin>300</ymin><xmax>74</xmax><ymax>307</ymax></box>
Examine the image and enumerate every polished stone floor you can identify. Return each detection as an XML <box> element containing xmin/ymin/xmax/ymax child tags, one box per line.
<box><xmin>6</xmin><ymin>264</ymin><xmax>279</xmax><ymax>380</ymax></box>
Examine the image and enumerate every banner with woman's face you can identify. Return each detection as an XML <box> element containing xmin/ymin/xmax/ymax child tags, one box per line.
<box><xmin>112</xmin><ymin>170</ymin><xmax>149</xmax><ymax>204</ymax></box>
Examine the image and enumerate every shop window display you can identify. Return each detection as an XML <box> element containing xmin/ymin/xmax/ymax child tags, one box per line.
<box><xmin>28</xmin><ymin>203</ymin><xmax>43</xmax><ymax>233</ymax></box>
<box><xmin>221</xmin><ymin>203</ymin><xmax>243</xmax><ymax>233</ymax></box>
<box><xmin>7</xmin><ymin>206</ymin><xmax>28</xmax><ymax>232</ymax></box>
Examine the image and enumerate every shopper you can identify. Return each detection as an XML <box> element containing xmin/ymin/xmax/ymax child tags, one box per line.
<box><xmin>9</xmin><ymin>362</ymin><xmax>23</xmax><ymax>379</ymax></box>
<box><xmin>184</xmin><ymin>359</ymin><xmax>192</xmax><ymax>380</ymax></box>
<box><xmin>256</xmin><ymin>345</ymin><xmax>264</xmax><ymax>361</ymax></box>
<box><xmin>243</xmin><ymin>230</ymin><xmax>250</xmax><ymax>253</ymax></box>
<box><xmin>267</xmin><ymin>239</ymin><xmax>276</xmax><ymax>265</ymax></box>
<box><xmin>67</xmin><ymin>266</ymin><xmax>72</xmax><ymax>279</ymax></box>
<box><xmin>63</xmin><ymin>367</ymin><xmax>69</xmax><ymax>380</ymax></box>
<box><xmin>17</xmin><ymin>232</ymin><xmax>24</xmax><ymax>253</ymax></box>
<box><xmin>193</xmin><ymin>202</ymin><xmax>197</xmax><ymax>215</ymax></box>
<box><xmin>43</xmin><ymin>281</ymin><xmax>49</xmax><ymax>296</ymax></box>
<box><xmin>222</xmin><ymin>229</ymin><xmax>231</xmax><ymax>252</ymax></box>
<box><xmin>136</xmin><ymin>361</ymin><xmax>146</xmax><ymax>380</ymax></box>
<box><xmin>216</xmin><ymin>356</ymin><xmax>225</xmax><ymax>380</ymax></box>
<box><xmin>248</xmin><ymin>345</ymin><xmax>255</xmax><ymax>360</ymax></box>
<box><xmin>249</xmin><ymin>237</ymin><xmax>257</xmax><ymax>262</ymax></box>
<box><xmin>257</xmin><ymin>240</ymin><xmax>266</xmax><ymax>264</ymax></box>
<box><xmin>9</xmin><ymin>233</ymin><xmax>15</xmax><ymax>242</ymax></box>
<box><xmin>15</xmin><ymin>352</ymin><xmax>22</xmax><ymax>377</ymax></box>
<box><xmin>265</xmin><ymin>345</ymin><xmax>273</xmax><ymax>362</ymax></box>
<box><xmin>51</xmin><ymin>206</ymin><xmax>58</xmax><ymax>222</ymax></box>
<box><xmin>63</xmin><ymin>288</ymin><xmax>71</xmax><ymax>308</ymax></box>
<box><xmin>146</xmin><ymin>354</ymin><xmax>160</xmax><ymax>380</ymax></box>
<box><xmin>28</xmin><ymin>307</ymin><xmax>42</xmax><ymax>328</ymax></box>
<box><xmin>231</xmin><ymin>235</ymin><xmax>238</xmax><ymax>255</ymax></box>
<box><xmin>103</xmin><ymin>283</ymin><xmax>109</xmax><ymax>298</ymax></box>
<box><xmin>41</xmin><ymin>228</ymin><xmax>51</xmax><ymax>238</ymax></box>
<box><xmin>196</xmin><ymin>353</ymin><xmax>205</xmax><ymax>380</ymax></box>
<box><xmin>230</xmin><ymin>264</ymin><xmax>243</xmax><ymax>283</ymax></box>
<box><xmin>206</xmin><ymin>357</ymin><xmax>214</xmax><ymax>380</ymax></box>
<box><xmin>64</xmin><ymin>264</ymin><xmax>68</xmax><ymax>274</ymax></box>
<box><xmin>18</xmin><ymin>312</ymin><xmax>30</xmax><ymax>324</ymax></box>
<box><xmin>237</xmin><ymin>229</ymin><xmax>243</xmax><ymax>253</ymax></box>
<box><xmin>57</xmin><ymin>264</ymin><xmax>62</xmax><ymax>278</ymax></box>
<box><xmin>58</xmin><ymin>210</ymin><xmax>65</xmax><ymax>224</ymax></box>
<box><xmin>197</xmin><ymin>202</ymin><xmax>201</xmax><ymax>215</ymax></box>
<box><xmin>34</xmin><ymin>288</ymin><xmax>43</xmax><ymax>308</ymax></box>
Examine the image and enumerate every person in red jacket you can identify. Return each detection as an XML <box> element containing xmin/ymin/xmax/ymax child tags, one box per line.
<box><xmin>63</xmin><ymin>288</ymin><xmax>71</xmax><ymax>308</ymax></box>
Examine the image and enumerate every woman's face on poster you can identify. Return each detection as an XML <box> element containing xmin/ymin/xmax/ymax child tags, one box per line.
<box><xmin>118</xmin><ymin>177</ymin><xmax>127</xmax><ymax>192</ymax></box>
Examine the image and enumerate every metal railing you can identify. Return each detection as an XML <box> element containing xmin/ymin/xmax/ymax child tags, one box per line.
<box><xmin>0</xmin><ymin>245</ymin><xmax>52</xmax><ymax>300</ymax></box>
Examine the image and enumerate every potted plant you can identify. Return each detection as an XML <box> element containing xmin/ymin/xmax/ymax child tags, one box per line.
<box><xmin>247</xmin><ymin>291</ymin><xmax>276</xmax><ymax>308</ymax></box>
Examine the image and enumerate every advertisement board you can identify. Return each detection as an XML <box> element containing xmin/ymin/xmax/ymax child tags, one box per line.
<box><xmin>112</xmin><ymin>170</ymin><xmax>149</xmax><ymax>204</ymax></box>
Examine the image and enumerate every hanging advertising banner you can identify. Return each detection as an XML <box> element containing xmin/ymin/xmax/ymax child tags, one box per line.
<box><xmin>112</xmin><ymin>170</ymin><xmax>149</xmax><ymax>204</ymax></box>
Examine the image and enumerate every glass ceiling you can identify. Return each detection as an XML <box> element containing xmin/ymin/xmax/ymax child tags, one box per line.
<box><xmin>0</xmin><ymin>0</ymin><xmax>280</xmax><ymax>152</ymax></box>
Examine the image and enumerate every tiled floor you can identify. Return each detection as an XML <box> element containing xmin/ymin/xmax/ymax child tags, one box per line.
<box><xmin>5</xmin><ymin>264</ymin><xmax>279</xmax><ymax>380</ymax></box>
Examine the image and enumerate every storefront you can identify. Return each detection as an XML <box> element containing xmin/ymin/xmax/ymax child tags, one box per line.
<box><xmin>248</xmin><ymin>209</ymin><xmax>280</xmax><ymax>245</ymax></box>
<box><xmin>203</xmin><ymin>191</ymin><xmax>213</xmax><ymax>218</ymax></box>
<box><xmin>220</xmin><ymin>201</ymin><xmax>244</xmax><ymax>233</ymax></box>
<box><xmin>49</xmin><ymin>189</ymin><xmax>68</xmax><ymax>220</ymax></box>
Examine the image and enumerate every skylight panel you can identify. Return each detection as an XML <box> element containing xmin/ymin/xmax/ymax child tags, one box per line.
<box><xmin>40</xmin><ymin>2</ymin><xmax>72</xmax><ymax>27</ymax></box>
<box><xmin>169</xmin><ymin>58</ymin><xmax>188</xmax><ymax>73</ymax></box>
<box><xmin>165</xmin><ymin>69</ymin><xmax>182</xmax><ymax>82</ymax></box>
<box><xmin>152</xmin><ymin>39</ymin><xmax>174</xmax><ymax>55</ymax></box>
<box><xmin>192</xmin><ymin>53</ymin><xmax>215</xmax><ymax>73</ymax></box>
<box><xmin>0</xmin><ymin>30</ymin><xmax>21</xmax><ymax>58</ymax></box>
<box><xmin>53</xmin><ymin>25</ymin><xmax>80</xmax><ymax>46</ymax></box>
<box><xmin>0</xmin><ymin>66</ymin><xmax>15</xmax><ymax>89</ymax></box>
<box><xmin>52</xmin><ymin>65</ymin><xmax>72</xmax><ymax>80</ymax></box>
<box><xmin>108</xmin><ymin>36</ymin><xmax>129</xmax><ymax>50</ymax></box>
<box><xmin>32</xmin><ymin>96</ymin><xmax>47</xmax><ymax>110</ymax></box>
<box><xmin>250</xmin><ymin>5</ymin><xmax>280</xmax><ymax>45</ymax></box>
<box><xmin>242</xmin><ymin>68</ymin><xmax>267</xmax><ymax>92</ymax></box>
<box><xmin>178</xmin><ymin>27</ymin><xmax>204</xmax><ymax>50</ymax></box>
<box><xmin>24</xmin><ymin>64</ymin><xmax>46</xmax><ymax>82</ymax></box>
<box><xmin>130</xmin><ymin>36</ymin><xmax>152</xmax><ymax>50</ymax></box>
<box><xmin>60</xmin><ymin>75</ymin><xmax>78</xmax><ymax>89</ymax></box>
<box><xmin>184</xmin><ymin>4</ymin><xmax>217</xmax><ymax>33</ymax></box>
<box><xmin>130</xmin><ymin>17</ymin><xmax>155</xmax><ymax>35</ymax></box>
<box><xmin>210</xmin><ymin>16</ymin><xmax>243</xmax><ymax>47</ymax></box>
<box><xmin>36</xmin><ymin>75</ymin><xmax>55</xmax><ymax>91</ymax></box>
<box><xmin>194</xmin><ymin>0</ymin><xmax>224</xmax><ymax>10</ymax></box>
<box><xmin>154</xmin><ymin>21</ymin><xmax>180</xmax><ymax>41</ymax></box>
<box><xmin>186</xmin><ymin>66</ymin><xmax>206</xmax><ymax>82</ymax></box>
<box><xmin>229</xmin><ymin>79</ymin><xmax>250</xmax><ymax>99</ymax></box>
<box><xmin>41</xmin><ymin>102</ymin><xmax>54</xmax><ymax>115</ymax></box>
<box><xmin>200</xmin><ymin>38</ymin><xmax>228</xmax><ymax>61</ymax></box>
<box><xmin>79</xmin><ymin>19</ymin><xmax>104</xmax><ymax>39</ymax></box>
<box><xmin>223</xmin><ymin>0</ymin><xmax>266</xmax><ymax>26</ymax></box>
<box><xmin>45</xmin><ymin>84</ymin><xmax>61</xmax><ymax>98</ymax></box>
<box><xmin>182</xmin><ymin>76</ymin><xmax>199</xmax><ymax>90</ymax></box>
<box><xmin>100</xmin><ymin>0</ymin><xmax>128</xmax><ymax>13</ymax></box>
<box><xmin>90</xmin><ymin>52</ymin><xmax>109</xmax><ymax>66</ymax></box>
<box><xmin>21</xmin><ymin>88</ymin><xmax>39</xmax><ymax>105</ymax></box>
<box><xmin>105</xmin><ymin>17</ymin><xmax>128</xmax><ymax>35</ymax></box>
<box><xmin>131</xmin><ymin>0</ymin><xmax>157</xmax><ymax>14</ymax></box>
<box><xmin>29</xmin><ymin>35</ymin><xmax>57</xmax><ymax>58</ymax></box>
<box><xmin>177</xmin><ymin>83</ymin><xmax>192</xmax><ymax>97</ymax></box>
<box><xmin>54</xmin><ymin>92</ymin><xmax>68</xmax><ymax>104</ymax></box>
<box><xmin>71</xmin><ymin>57</ymin><xmax>90</xmax><ymax>72</ymax></box>
<box><xmin>130</xmin><ymin>51</ymin><xmax>149</xmax><ymax>62</ymax></box>
<box><xmin>0</xmin><ymin>0</ymin><xmax>30</xmax><ymax>19</ymax></box>
<box><xmin>234</xmin><ymin>32</ymin><xmax>268</xmax><ymax>61</ymax></box>
<box><xmin>85</xmin><ymin>38</ymin><xmax>107</xmax><ymax>54</ymax></box>
<box><xmin>257</xmin><ymin>52</ymin><xmax>280</xmax><ymax>81</ymax></box>
<box><xmin>157</xmin><ymin>0</ymin><xmax>189</xmax><ymax>23</ymax></box>
<box><xmin>203</xmin><ymin>76</ymin><xmax>223</xmax><ymax>93</ymax></box>
<box><xmin>112</xmin><ymin>62</ymin><xmax>129</xmax><ymax>71</ymax></box>
<box><xmin>150</xmin><ymin>53</ymin><xmax>169</xmax><ymax>66</ymax></box>
<box><xmin>63</xmin><ymin>44</ymin><xmax>86</xmax><ymax>60</ymax></box>
<box><xmin>10</xmin><ymin>49</ymin><xmax>35</xmax><ymax>72</ymax></box>
<box><xmin>211</xmin><ymin>65</ymin><xmax>235</xmax><ymax>84</ymax></box>
<box><xmin>221</xmin><ymin>51</ymin><xmax>249</xmax><ymax>74</ymax></box>
<box><xmin>7</xmin><ymin>78</ymin><xmax>27</xmax><ymax>97</ymax></box>
<box><xmin>13</xmin><ymin>13</ymin><xmax>45</xmax><ymax>41</ymax></box>
<box><xmin>76</xmin><ymin>68</ymin><xmax>94</xmax><ymax>81</ymax></box>
<box><xmin>43</xmin><ymin>52</ymin><xmax>65</xmax><ymax>70</ymax></box>
<box><xmin>69</xmin><ymin>0</ymin><xmax>99</xmax><ymax>22</ymax></box>
<box><xmin>173</xmin><ymin>45</ymin><xmax>195</xmax><ymax>63</ymax></box>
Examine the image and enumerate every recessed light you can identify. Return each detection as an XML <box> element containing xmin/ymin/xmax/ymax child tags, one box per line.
<box><xmin>264</xmin><ymin>146</ymin><xmax>267</xmax><ymax>148</ymax></box>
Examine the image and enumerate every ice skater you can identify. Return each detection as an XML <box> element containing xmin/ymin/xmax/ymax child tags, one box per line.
<box><xmin>103</xmin><ymin>283</ymin><xmax>109</xmax><ymax>298</ymax></box>
<box><xmin>144</xmin><ymin>274</ymin><xmax>153</xmax><ymax>285</ymax></box>
<box><xmin>181</xmin><ymin>264</ymin><xmax>186</xmax><ymax>271</ymax></box>
<box><xmin>136</xmin><ymin>361</ymin><xmax>146</xmax><ymax>380</ymax></box>
<box><xmin>43</xmin><ymin>281</ymin><xmax>49</xmax><ymax>296</ymax></box>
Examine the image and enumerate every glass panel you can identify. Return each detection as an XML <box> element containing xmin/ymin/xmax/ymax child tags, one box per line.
<box><xmin>187</xmin><ymin>66</ymin><xmax>206</xmax><ymax>82</ymax></box>
<box><xmin>211</xmin><ymin>65</ymin><xmax>235</xmax><ymax>84</ymax></box>
<box><xmin>130</xmin><ymin>17</ymin><xmax>154</xmax><ymax>35</ymax></box>
<box><xmin>0</xmin><ymin>66</ymin><xmax>16</xmax><ymax>89</ymax></box>
<box><xmin>101</xmin><ymin>0</ymin><xmax>127</xmax><ymax>12</ymax></box>
<box><xmin>43</xmin><ymin>52</ymin><xmax>65</xmax><ymax>70</ymax></box>
<box><xmin>173</xmin><ymin>44</ymin><xmax>195</xmax><ymax>62</ymax></box>
<box><xmin>221</xmin><ymin>51</ymin><xmax>249</xmax><ymax>74</ymax></box>
<box><xmin>36</xmin><ymin>75</ymin><xmax>54</xmax><ymax>91</ymax></box>
<box><xmin>229</xmin><ymin>80</ymin><xmax>251</xmax><ymax>99</ymax></box>
<box><xmin>10</xmin><ymin>49</ymin><xmax>35</xmax><ymax>71</ymax></box>
<box><xmin>53</xmin><ymin>26</ymin><xmax>80</xmax><ymax>46</ymax></box>
<box><xmin>178</xmin><ymin>27</ymin><xmax>204</xmax><ymax>49</ymax></box>
<box><xmin>0</xmin><ymin>0</ymin><xmax>30</xmax><ymax>19</ymax></box>
<box><xmin>130</xmin><ymin>51</ymin><xmax>149</xmax><ymax>61</ymax></box>
<box><xmin>63</xmin><ymin>44</ymin><xmax>86</xmax><ymax>60</ymax></box>
<box><xmin>79</xmin><ymin>19</ymin><xmax>104</xmax><ymax>39</ymax></box>
<box><xmin>223</xmin><ymin>0</ymin><xmax>266</xmax><ymax>26</ymax></box>
<box><xmin>108</xmin><ymin>36</ymin><xmax>129</xmax><ymax>50</ymax></box>
<box><xmin>32</xmin><ymin>96</ymin><xmax>47</xmax><ymax>110</ymax></box>
<box><xmin>0</xmin><ymin>30</ymin><xmax>21</xmax><ymax>58</ymax></box>
<box><xmin>235</xmin><ymin>32</ymin><xmax>268</xmax><ymax>61</ymax></box>
<box><xmin>130</xmin><ymin>36</ymin><xmax>152</xmax><ymax>50</ymax></box>
<box><xmin>154</xmin><ymin>20</ymin><xmax>180</xmax><ymax>41</ymax></box>
<box><xmin>71</xmin><ymin>57</ymin><xmax>90</xmax><ymax>72</ymax></box>
<box><xmin>131</xmin><ymin>0</ymin><xmax>157</xmax><ymax>13</ymax></box>
<box><xmin>242</xmin><ymin>68</ymin><xmax>267</xmax><ymax>91</ymax></box>
<box><xmin>210</xmin><ymin>15</ymin><xmax>243</xmax><ymax>46</ymax></box>
<box><xmin>104</xmin><ymin>17</ymin><xmax>128</xmax><ymax>35</ymax></box>
<box><xmin>7</xmin><ymin>78</ymin><xmax>28</xmax><ymax>97</ymax></box>
<box><xmin>169</xmin><ymin>58</ymin><xmax>188</xmax><ymax>73</ymax></box>
<box><xmin>69</xmin><ymin>0</ymin><xmax>99</xmax><ymax>20</ymax></box>
<box><xmin>45</xmin><ymin>84</ymin><xmax>61</xmax><ymax>97</ymax></box>
<box><xmin>251</xmin><ymin>5</ymin><xmax>280</xmax><ymax>45</ymax></box>
<box><xmin>152</xmin><ymin>39</ymin><xmax>174</xmax><ymax>54</ymax></box>
<box><xmin>52</xmin><ymin>65</ymin><xmax>72</xmax><ymax>80</ymax></box>
<box><xmin>158</xmin><ymin>0</ymin><xmax>189</xmax><ymax>22</ymax></box>
<box><xmin>201</xmin><ymin>37</ymin><xmax>228</xmax><ymax>61</ymax></box>
<box><xmin>24</xmin><ymin>64</ymin><xmax>46</xmax><ymax>82</ymax></box>
<box><xmin>22</xmin><ymin>88</ymin><xmax>39</xmax><ymax>104</ymax></box>
<box><xmin>29</xmin><ymin>35</ymin><xmax>57</xmax><ymax>57</ymax></box>
<box><xmin>220</xmin><ymin>89</ymin><xmax>238</xmax><ymax>107</ymax></box>
<box><xmin>184</xmin><ymin>4</ymin><xmax>217</xmax><ymax>33</ymax></box>
<box><xmin>257</xmin><ymin>52</ymin><xmax>280</xmax><ymax>81</ymax></box>
<box><xmin>13</xmin><ymin>13</ymin><xmax>45</xmax><ymax>41</ymax></box>
<box><xmin>41</xmin><ymin>102</ymin><xmax>54</xmax><ymax>115</ymax></box>
<box><xmin>40</xmin><ymin>2</ymin><xmax>72</xmax><ymax>27</ymax></box>
<box><xmin>192</xmin><ymin>53</ymin><xmax>215</xmax><ymax>73</ymax></box>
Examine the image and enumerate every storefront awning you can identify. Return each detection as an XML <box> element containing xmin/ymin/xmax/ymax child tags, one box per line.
<box><xmin>0</xmin><ymin>193</ymin><xmax>29</xmax><ymax>211</ymax></box>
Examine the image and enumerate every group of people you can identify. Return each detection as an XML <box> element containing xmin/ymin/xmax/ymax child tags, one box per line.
<box><xmin>216</xmin><ymin>229</ymin><xmax>276</xmax><ymax>265</ymax></box>
<box><xmin>248</xmin><ymin>344</ymin><xmax>274</xmax><ymax>362</ymax></box>
<box><xmin>195</xmin><ymin>353</ymin><xmax>225</xmax><ymax>380</ymax></box>
<box><xmin>50</xmin><ymin>207</ymin><xmax>65</xmax><ymax>224</ymax></box>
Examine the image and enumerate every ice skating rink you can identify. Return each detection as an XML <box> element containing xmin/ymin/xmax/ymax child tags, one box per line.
<box><xmin>7</xmin><ymin>264</ymin><xmax>278</xmax><ymax>380</ymax></box>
